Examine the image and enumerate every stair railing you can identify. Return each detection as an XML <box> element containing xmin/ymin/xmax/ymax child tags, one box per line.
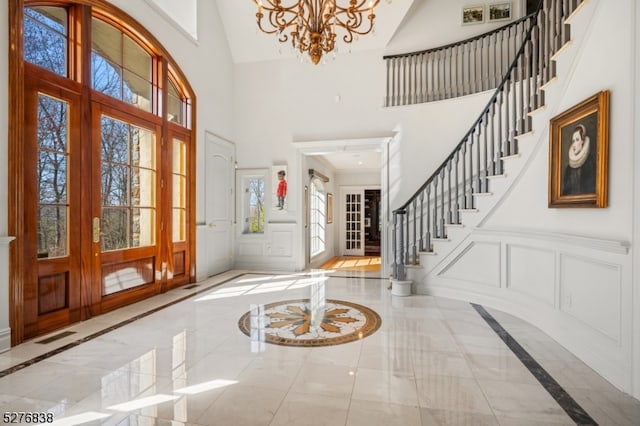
<box><xmin>384</xmin><ymin>14</ymin><xmax>533</xmax><ymax>106</ymax></box>
<box><xmin>391</xmin><ymin>0</ymin><xmax>582</xmax><ymax>280</ymax></box>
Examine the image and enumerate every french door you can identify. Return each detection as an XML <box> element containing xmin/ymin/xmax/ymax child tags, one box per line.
<box><xmin>23</xmin><ymin>76</ymin><xmax>83</xmax><ymax>336</ymax></box>
<box><xmin>90</xmin><ymin>103</ymin><xmax>163</xmax><ymax>312</ymax></box>
<box><xmin>341</xmin><ymin>188</ymin><xmax>365</xmax><ymax>256</ymax></box>
<box><xmin>22</xmin><ymin>76</ymin><xmax>190</xmax><ymax>338</ymax></box>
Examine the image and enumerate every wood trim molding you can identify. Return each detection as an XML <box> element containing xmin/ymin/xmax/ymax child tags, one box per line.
<box><xmin>8</xmin><ymin>0</ymin><xmax>25</xmax><ymax>346</ymax></box>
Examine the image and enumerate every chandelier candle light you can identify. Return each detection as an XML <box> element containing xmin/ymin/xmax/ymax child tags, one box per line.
<box><xmin>253</xmin><ymin>0</ymin><xmax>381</xmax><ymax>64</ymax></box>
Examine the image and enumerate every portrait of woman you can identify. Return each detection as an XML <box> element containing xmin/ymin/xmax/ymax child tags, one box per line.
<box><xmin>548</xmin><ymin>90</ymin><xmax>609</xmax><ymax>208</ymax></box>
<box><xmin>561</xmin><ymin>123</ymin><xmax>596</xmax><ymax>195</ymax></box>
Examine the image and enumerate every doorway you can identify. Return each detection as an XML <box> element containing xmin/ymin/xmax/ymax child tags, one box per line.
<box><xmin>340</xmin><ymin>186</ymin><xmax>381</xmax><ymax>257</ymax></box>
<box><xmin>364</xmin><ymin>189</ymin><xmax>381</xmax><ymax>256</ymax></box>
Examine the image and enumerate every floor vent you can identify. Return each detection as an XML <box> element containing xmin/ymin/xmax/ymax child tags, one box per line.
<box><xmin>184</xmin><ymin>284</ymin><xmax>199</xmax><ymax>290</ymax></box>
<box><xmin>36</xmin><ymin>331</ymin><xmax>76</xmax><ymax>344</ymax></box>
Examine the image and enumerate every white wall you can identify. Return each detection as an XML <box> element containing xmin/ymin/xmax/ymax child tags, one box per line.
<box><xmin>233</xmin><ymin>50</ymin><xmax>493</xmax><ymax>218</ymax></box>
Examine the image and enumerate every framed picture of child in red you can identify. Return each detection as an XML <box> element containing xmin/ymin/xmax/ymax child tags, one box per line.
<box><xmin>272</xmin><ymin>165</ymin><xmax>288</xmax><ymax>211</ymax></box>
<box><xmin>549</xmin><ymin>91</ymin><xmax>610</xmax><ymax>208</ymax></box>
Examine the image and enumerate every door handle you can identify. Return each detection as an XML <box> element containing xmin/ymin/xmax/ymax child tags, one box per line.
<box><xmin>93</xmin><ymin>217</ymin><xmax>101</xmax><ymax>243</ymax></box>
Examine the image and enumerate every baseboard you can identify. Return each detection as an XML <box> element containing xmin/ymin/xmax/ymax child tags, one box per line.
<box><xmin>0</xmin><ymin>327</ymin><xmax>11</xmax><ymax>354</ymax></box>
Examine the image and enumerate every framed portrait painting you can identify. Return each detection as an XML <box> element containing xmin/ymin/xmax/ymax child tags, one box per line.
<box><xmin>548</xmin><ymin>90</ymin><xmax>610</xmax><ymax>208</ymax></box>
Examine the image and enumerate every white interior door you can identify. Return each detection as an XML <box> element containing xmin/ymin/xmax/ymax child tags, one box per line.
<box><xmin>341</xmin><ymin>188</ymin><xmax>365</xmax><ymax>256</ymax></box>
<box><xmin>204</xmin><ymin>133</ymin><xmax>234</xmax><ymax>276</ymax></box>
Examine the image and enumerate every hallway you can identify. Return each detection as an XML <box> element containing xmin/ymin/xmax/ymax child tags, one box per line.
<box><xmin>0</xmin><ymin>270</ymin><xmax>638</xmax><ymax>425</ymax></box>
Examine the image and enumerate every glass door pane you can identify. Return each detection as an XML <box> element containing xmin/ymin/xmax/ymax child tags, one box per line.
<box><xmin>99</xmin><ymin>114</ymin><xmax>157</xmax><ymax>296</ymax></box>
<box><xmin>37</xmin><ymin>94</ymin><xmax>69</xmax><ymax>259</ymax></box>
<box><xmin>343</xmin><ymin>190</ymin><xmax>364</xmax><ymax>256</ymax></box>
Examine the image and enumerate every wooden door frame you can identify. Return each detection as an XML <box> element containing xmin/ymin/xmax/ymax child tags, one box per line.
<box><xmin>8</xmin><ymin>0</ymin><xmax>197</xmax><ymax>345</ymax></box>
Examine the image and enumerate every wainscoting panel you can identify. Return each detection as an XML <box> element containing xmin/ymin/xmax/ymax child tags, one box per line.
<box><xmin>267</xmin><ymin>224</ymin><xmax>294</xmax><ymax>257</ymax></box>
<box><xmin>560</xmin><ymin>254</ymin><xmax>622</xmax><ymax>343</ymax></box>
<box><xmin>414</xmin><ymin>228</ymin><xmax>632</xmax><ymax>395</ymax></box>
<box><xmin>507</xmin><ymin>244</ymin><xmax>556</xmax><ymax>307</ymax></box>
<box><xmin>238</xmin><ymin>242</ymin><xmax>264</xmax><ymax>257</ymax></box>
<box><xmin>437</xmin><ymin>241</ymin><xmax>500</xmax><ymax>287</ymax></box>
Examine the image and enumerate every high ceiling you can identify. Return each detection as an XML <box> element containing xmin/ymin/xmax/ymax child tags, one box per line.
<box><xmin>213</xmin><ymin>1</ymin><xmax>416</xmax><ymax>171</ymax></box>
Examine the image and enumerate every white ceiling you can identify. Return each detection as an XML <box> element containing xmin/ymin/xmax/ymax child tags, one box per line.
<box><xmin>318</xmin><ymin>149</ymin><xmax>382</xmax><ymax>172</ymax></box>
<box><xmin>215</xmin><ymin>0</ymin><xmax>416</xmax><ymax>64</ymax></box>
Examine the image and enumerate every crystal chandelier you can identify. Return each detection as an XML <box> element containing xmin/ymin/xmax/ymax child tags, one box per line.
<box><xmin>253</xmin><ymin>0</ymin><xmax>382</xmax><ymax>65</ymax></box>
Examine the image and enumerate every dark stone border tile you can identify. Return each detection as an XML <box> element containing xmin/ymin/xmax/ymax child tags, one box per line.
<box><xmin>471</xmin><ymin>303</ymin><xmax>598</xmax><ymax>426</ymax></box>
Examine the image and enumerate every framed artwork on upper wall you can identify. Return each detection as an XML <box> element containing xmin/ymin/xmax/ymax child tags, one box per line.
<box><xmin>462</xmin><ymin>5</ymin><xmax>485</xmax><ymax>25</ymax></box>
<box><xmin>548</xmin><ymin>90</ymin><xmax>610</xmax><ymax>208</ymax></box>
<box><xmin>488</xmin><ymin>2</ymin><xmax>512</xmax><ymax>22</ymax></box>
<box><xmin>326</xmin><ymin>193</ymin><xmax>334</xmax><ymax>224</ymax></box>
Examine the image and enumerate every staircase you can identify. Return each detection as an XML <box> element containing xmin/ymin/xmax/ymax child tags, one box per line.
<box><xmin>386</xmin><ymin>0</ymin><xmax>588</xmax><ymax>284</ymax></box>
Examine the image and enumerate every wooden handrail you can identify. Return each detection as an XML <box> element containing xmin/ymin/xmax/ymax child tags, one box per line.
<box><xmin>383</xmin><ymin>12</ymin><xmax>537</xmax><ymax>60</ymax></box>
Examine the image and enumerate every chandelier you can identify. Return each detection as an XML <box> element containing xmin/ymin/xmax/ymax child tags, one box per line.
<box><xmin>253</xmin><ymin>0</ymin><xmax>382</xmax><ymax>65</ymax></box>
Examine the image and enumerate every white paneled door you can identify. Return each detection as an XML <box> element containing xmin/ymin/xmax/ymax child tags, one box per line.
<box><xmin>204</xmin><ymin>132</ymin><xmax>235</xmax><ymax>276</ymax></box>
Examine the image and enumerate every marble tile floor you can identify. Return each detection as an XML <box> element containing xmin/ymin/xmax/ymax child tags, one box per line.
<box><xmin>0</xmin><ymin>269</ymin><xmax>639</xmax><ymax>425</ymax></box>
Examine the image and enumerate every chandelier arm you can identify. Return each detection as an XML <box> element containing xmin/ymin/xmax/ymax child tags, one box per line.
<box><xmin>251</xmin><ymin>0</ymin><xmax>381</xmax><ymax>64</ymax></box>
<box><xmin>336</xmin><ymin>0</ymin><xmax>380</xmax><ymax>12</ymax></box>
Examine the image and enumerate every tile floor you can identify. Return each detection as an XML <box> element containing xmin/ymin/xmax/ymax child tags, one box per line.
<box><xmin>0</xmin><ymin>269</ymin><xmax>639</xmax><ymax>425</ymax></box>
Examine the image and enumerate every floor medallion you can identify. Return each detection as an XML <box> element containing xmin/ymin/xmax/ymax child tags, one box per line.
<box><xmin>238</xmin><ymin>299</ymin><xmax>382</xmax><ymax>347</ymax></box>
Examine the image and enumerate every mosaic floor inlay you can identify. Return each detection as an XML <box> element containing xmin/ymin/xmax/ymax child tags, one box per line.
<box><xmin>238</xmin><ymin>299</ymin><xmax>382</xmax><ymax>347</ymax></box>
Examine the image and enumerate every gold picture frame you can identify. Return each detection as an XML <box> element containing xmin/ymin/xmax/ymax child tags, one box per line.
<box><xmin>549</xmin><ymin>90</ymin><xmax>610</xmax><ymax>208</ymax></box>
<box><xmin>326</xmin><ymin>193</ymin><xmax>334</xmax><ymax>224</ymax></box>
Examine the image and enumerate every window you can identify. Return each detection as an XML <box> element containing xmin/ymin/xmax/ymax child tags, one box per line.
<box><xmin>309</xmin><ymin>179</ymin><xmax>326</xmax><ymax>257</ymax></box>
<box><xmin>172</xmin><ymin>139</ymin><xmax>187</xmax><ymax>242</ymax></box>
<box><xmin>100</xmin><ymin>116</ymin><xmax>157</xmax><ymax>251</ymax></box>
<box><xmin>243</xmin><ymin>175</ymin><xmax>265</xmax><ymax>234</ymax></box>
<box><xmin>37</xmin><ymin>93</ymin><xmax>69</xmax><ymax>258</ymax></box>
<box><xmin>24</xmin><ymin>6</ymin><xmax>68</xmax><ymax>76</ymax></box>
<box><xmin>91</xmin><ymin>17</ymin><xmax>155</xmax><ymax>112</ymax></box>
<box><xmin>167</xmin><ymin>77</ymin><xmax>191</xmax><ymax>128</ymax></box>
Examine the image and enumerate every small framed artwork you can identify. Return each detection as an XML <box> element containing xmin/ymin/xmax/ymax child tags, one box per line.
<box><xmin>462</xmin><ymin>5</ymin><xmax>485</xmax><ymax>25</ymax></box>
<box><xmin>548</xmin><ymin>90</ymin><xmax>610</xmax><ymax>208</ymax></box>
<box><xmin>272</xmin><ymin>165</ymin><xmax>287</xmax><ymax>211</ymax></box>
<box><xmin>488</xmin><ymin>2</ymin><xmax>512</xmax><ymax>22</ymax></box>
<box><xmin>326</xmin><ymin>193</ymin><xmax>334</xmax><ymax>224</ymax></box>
